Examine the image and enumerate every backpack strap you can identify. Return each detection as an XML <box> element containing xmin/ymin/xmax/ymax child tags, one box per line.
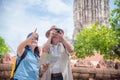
<box><xmin>14</xmin><ymin>49</ymin><xmax>27</xmax><ymax>74</ymax></box>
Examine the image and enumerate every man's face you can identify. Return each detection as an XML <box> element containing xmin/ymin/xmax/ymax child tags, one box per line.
<box><xmin>51</xmin><ymin>29</ymin><xmax>61</xmax><ymax>45</ymax></box>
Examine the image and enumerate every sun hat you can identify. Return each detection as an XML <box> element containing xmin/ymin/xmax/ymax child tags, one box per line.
<box><xmin>45</xmin><ymin>25</ymin><xmax>64</xmax><ymax>38</ymax></box>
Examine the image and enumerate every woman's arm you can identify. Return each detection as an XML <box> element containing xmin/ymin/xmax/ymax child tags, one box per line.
<box><xmin>39</xmin><ymin>47</ymin><xmax>42</xmax><ymax>56</ymax></box>
<box><xmin>17</xmin><ymin>38</ymin><xmax>30</xmax><ymax>57</ymax></box>
<box><xmin>17</xmin><ymin>32</ymin><xmax>38</xmax><ymax>57</ymax></box>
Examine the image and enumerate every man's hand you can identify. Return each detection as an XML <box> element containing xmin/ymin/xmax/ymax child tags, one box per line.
<box><xmin>56</xmin><ymin>32</ymin><xmax>64</xmax><ymax>42</ymax></box>
<box><xmin>49</xmin><ymin>30</ymin><xmax>55</xmax><ymax>38</ymax></box>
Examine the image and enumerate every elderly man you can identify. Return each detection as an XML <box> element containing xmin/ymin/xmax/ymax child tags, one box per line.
<box><xmin>42</xmin><ymin>25</ymin><xmax>74</xmax><ymax>80</ymax></box>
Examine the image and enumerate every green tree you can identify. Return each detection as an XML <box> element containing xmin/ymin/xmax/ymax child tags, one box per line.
<box><xmin>74</xmin><ymin>24</ymin><xmax>119</xmax><ymax>60</ymax></box>
<box><xmin>0</xmin><ymin>36</ymin><xmax>10</xmax><ymax>61</ymax></box>
<box><xmin>109</xmin><ymin>0</ymin><xmax>120</xmax><ymax>56</ymax></box>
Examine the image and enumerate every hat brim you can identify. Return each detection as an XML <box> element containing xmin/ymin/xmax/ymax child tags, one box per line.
<box><xmin>46</xmin><ymin>27</ymin><xmax>64</xmax><ymax>38</ymax></box>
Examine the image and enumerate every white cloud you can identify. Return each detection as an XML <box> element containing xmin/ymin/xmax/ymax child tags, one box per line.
<box><xmin>23</xmin><ymin>0</ymin><xmax>42</xmax><ymax>6</ymax></box>
<box><xmin>43</xmin><ymin>0</ymin><xmax>71</xmax><ymax>14</ymax></box>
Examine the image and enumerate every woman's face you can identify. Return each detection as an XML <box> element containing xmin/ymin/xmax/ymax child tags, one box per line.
<box><xmin>28</xmin><ymin>38</ymin><xmax>38</xmax><ymax>48</ymax></box>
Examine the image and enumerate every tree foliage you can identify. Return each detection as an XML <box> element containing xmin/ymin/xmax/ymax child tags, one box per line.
<box><xmin>109</xmin><ymin>0</ymin><xmax>120</xmax><ymax>57</ymax></box>
<box><xmin>0</xmin><ymin>36</ymin><xmax>10</xmax><ymax>61</ymax></box>
<box><xmin>109</xmin><ymin>0</ymin><xmax>120</xmax><ymax>32</ymax></box>
<box><xmin>74</xmin><ymin>24</ymin><xmax>119</xmax><ymax>60</ymax></box>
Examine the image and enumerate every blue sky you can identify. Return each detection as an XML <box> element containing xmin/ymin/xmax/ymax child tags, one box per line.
<box><xmin>0</xmin><ymin>0</ymin><xmax>116</xmax><ymax>55</ymax></box>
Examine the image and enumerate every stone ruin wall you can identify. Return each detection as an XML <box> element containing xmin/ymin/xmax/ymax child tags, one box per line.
<box><xmin>73</xmin><ymin>0</ymin><xmax>110</xmax><ymax>37</ymax></box>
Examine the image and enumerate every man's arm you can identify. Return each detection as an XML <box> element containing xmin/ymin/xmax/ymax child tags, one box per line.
<box><xmin>61</xmin><ymin>37</ymin><xmax>74</xmax><ymax>54</ymax></box>
<box><xmin>43</xmin><ymin>30</ymin><xmax>54</xmax><ymax>53</ymax></box>
<box><xmin>43</xmin><ymin>36</ymin><xmax>52</xmax><ymax>53</ymax></box>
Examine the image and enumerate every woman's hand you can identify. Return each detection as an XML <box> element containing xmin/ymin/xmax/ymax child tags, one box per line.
<box><xmin>41</xmin><ymin>64</ymin><xmax>49</xmax><ymax>72</ymax></box>
<box><xmin>39</xmin><ymin>64</ymin><xmax>49</xmax><ymax>77</ymax></box>
<box><xmin>27</xmin><ymin>32</ymin><xmax>38</xmax><ymax>45</ymax></box>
